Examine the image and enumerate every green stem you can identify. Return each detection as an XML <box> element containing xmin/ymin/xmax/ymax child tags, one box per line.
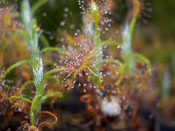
<box><xmin>102</xmin><ymin>41</ymin><xmax>121</xmax><ymax>47</ymax></box>
<box><xmin>30</xmin><ymin>94</ymin><xmax>41</xmax><ymax>126</ymax></box>
<box><xmin>1</xmin><ymin>60</ymin><xmax>32</xmax><ymax>80</ymax></box>
<box><xmin>129</xmin><ymin>16</ymin><xmax>137</xmax><ymax>37</ymax></box>
<box><xmin>10</xmin><ymin>96</ymin><xmax>32</xmax><ymax>103</ymax></box>
<box><xmin>21</xmin><ymin>0</ymin><xmax>47</xmax><ymax>128</ymax></box>
<box><xmin>40</xmin><ymin>47</ymin><xmax>69</xmax><ymax>55</ymax></box>
<box><xmin>94</xmin><ymin>23</ymin><xmax>102</xmax><ymax>71</ymax></box>
<box><xmin>15</xmin><ymin>80</ymin><xmax>34</xmax><ymax>96</ymax></box>
<box><xmin>121</xmin><ymin>0</ymin><xmax>141</xmax><ymax>74</ymax></box>
<box><xmin>131</xmin><ymin>52</ymin><xmax>151</xmax><ymax>67</ymax></box>
<box><xmin>41</xmin><ymin>92</ymin><xmax>63</xmax><ymax>102</ymax></box>
<box><xmin>40</xmin><ymin>34</ymin><xmax>50</xmax><ymax>47</ymax></box>
<box><xmin>129</xmin><ymin>0</ymin><xmax>140</xmax><ymax>36</ymax></box>
<box><xmin>95</xmin><ymin>23</ymin><xmax>100</xmax><ymax>49</ymax></box>
<box><xmin>42</xmin><ymin>68</ymin><xmax>68</xmax><ymax>83</ymax></box>
<box><xmin>31</xmin><ymin>0</ymin><xmax>49</xmax><ymax>15</ymax></box>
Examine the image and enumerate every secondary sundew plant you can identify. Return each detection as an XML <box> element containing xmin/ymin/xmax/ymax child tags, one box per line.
<box><xmin>50</xmin><ymin>0</ymin><xmax>151</xmax><ymax>90</ymax></box>
<box><xmin>50</xmin><ymin>0</ymin><xmax>120</xmax><ymax>88</ymax></box>
<box><xmin>46</xmin><ymin>0</ymin><xmax>113</xmax><ymax>89</ymax></box>
<box><xmin>0</xmin><ymin>0</ymin><xmax>152</xmax><ymax>130</ymax></box>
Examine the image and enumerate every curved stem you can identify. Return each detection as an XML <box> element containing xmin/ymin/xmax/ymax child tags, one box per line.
<box><xmin>1</xmin><ymin>60</ymin><xmax>32</xmax><ymax>80</ymax></box>
<box><xmin>14</xmin><ymin>80</ymin><xmax>34</xmax><ymax>96</ymax></box>
<box><xmin>10</xmin><ymin>96</ymin><xmax>32</xmax><ymax>103</ymax></box>
<box><xmin>31</xmin><ymin>0</ymin><xmax>49</xmax><ymax>16</ymax></box>
<box><xmin>40</xmin><ymin>47</ymin><xmax>69</xmax><ymax>55</ymax></box>
<box><xmin>41</xmin><ymin>91</ymin><xmax>63</xmax><ymax>102</ymax></box>
<box><xmin>40</xmin><ymin>34</ymin><xmax>50</xmax><ymax>47</ymax></box>
<box><xmin>129</xmin><ymin>0</ymin><xmax>140</xmax><ymax>36</ymax></box>
<box><xmin>37</xmin><ymin>111</ymin><xmax>58</xmax><ymax>129</ymax></box>
<box><xmin>42</xmin><ymin>68</ymin><xmax>68</xmax><ymax>82</ymax></box>
<box><xmin>131</xmin><ymin>52</ymin><xmax>151</xmax><ymax>67</ymax></box>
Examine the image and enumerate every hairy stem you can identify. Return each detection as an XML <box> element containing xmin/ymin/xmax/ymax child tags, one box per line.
<box><xmin>42</xmin><ymin>68</ymin><xmax>68</xmax><ymax>82</ymax></box>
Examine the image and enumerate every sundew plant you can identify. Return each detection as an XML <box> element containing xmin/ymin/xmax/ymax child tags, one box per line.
<box><xmin>0</xmin><ymin>0</ymin><xmax>154</xmax><ymax>130</ymax></box>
